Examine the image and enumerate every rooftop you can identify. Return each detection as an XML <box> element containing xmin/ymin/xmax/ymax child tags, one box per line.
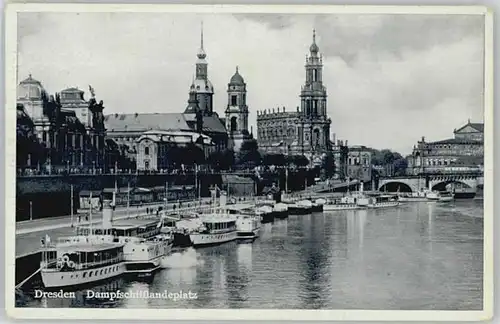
<box><xmin>104</xmin><ymin>113</ymin><xmax>192</xmax><ymax>133</ymax></box>
<box><xmin>427</xmin><ymin>138</ymin><xmax>483</xmax><ymax>145</ymax></box>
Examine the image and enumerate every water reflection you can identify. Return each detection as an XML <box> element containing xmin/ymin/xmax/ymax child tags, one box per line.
<box><xmin>22</xmin><ymin>201</ymin><xmax>483</xmax><ymax>310</ymax></box>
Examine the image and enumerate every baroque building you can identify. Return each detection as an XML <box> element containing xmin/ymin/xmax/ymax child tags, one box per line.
<box><xmin>257</xmin><ymin>30</ymin><xmax>331</xmax><ymax>160</ymax></box>
<box><xmin>225</xmin><ymin>66</ymin><xmax>252</xmax><ymax>152</ymax></box>
<box><xmin>16</xmin><ymin>75</ymin><xmax>106</xmax><ymax>171</ymax></box>
<box><xmin>346</xmin><ymin>145</ymin><xmax>372</xmax><ymax>182</ymax></box>
<box><xmin>105</xmin><ymin>23</ymin><xmax>227</xmax><ymax>160</ymax></box>
<box><xmin>184</xmin><ymin>22</ymin><xmax>214</xmax><ymax>116</ymax></box>
<box><xmin>406</xmin><ymin>120</ymin><xmax>484</xmax><ymax>175</ymax></box>
<box><xmin>136</xmin><ymin>130</ymin><xmax>214</xmax><ymax>171</ymax></box>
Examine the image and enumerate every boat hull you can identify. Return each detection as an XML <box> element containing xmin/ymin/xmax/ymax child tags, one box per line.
<box><xmin>237</xmin><ymin>228</ymin><xmax>260</xmax><ymax>241</ymax></box>
<box><xmin>272</xmin><ymin>210</ymin><xmax>288</xmax><ymax>219</ymax></box>
<box><xmin>173</xmin><ymin>231</ymin><xmax>193</xmax><ymax>248</ymax></box>
<box><xmin>323</xmin><ymin>204</ymin><xmax>362</xmax><ymax>211</ymax></box>
<box><xmin>260</xmin><ymin>212</ymin><xmax>275</xmax><ymax>223</ymax></box>
<box><xmin>190</xmin><ymin>231</ymin><xmax>238</xmax><ymax>247</ymax></box>
<box><xmin>41</xmin><ymin>263</ymin><xmax>126</xmax><ymax>289</ymax></box>
<box><xmin>398</xmin><ymin>197</ymin><xmax>428</xmax><ymax>202</ymax></box>
<box><xmin>368</xmin><ymin>202</ymin><xmax>400</xmax><ymax>208</ymax></box>
<box><xmin>288</xmin><ymin>206</ymin><xmax>312</xmax><ymax>215</ymax></box>
<box><xmin>311</xmin><ymin>204</ymin><xmax>324</xmax><ymax>213</ymax></box>
<box><xmin>454</xmin><ymin>192</ymin><xmax>476</xmax><ymax>199</ymax></box>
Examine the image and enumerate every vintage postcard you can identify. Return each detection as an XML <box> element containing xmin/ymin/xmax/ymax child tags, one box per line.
<box><xmin>4</xmin><ymin>3</ymin><xmax>493</xmax><ymax>321</ymax></box>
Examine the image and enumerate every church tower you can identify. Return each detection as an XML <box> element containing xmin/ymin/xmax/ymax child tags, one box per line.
<box><xmin>225</xmin><ymin>66</ymin><xmax>250</xmax><ymax>152</ymax></box>
<box><xmin>185</xmin><ymin>22</ymin><xmax>214</xmax><ymax>116</ymax></box>
<box><xmin>298</xmin><ymin>29</ymin><xmax>331</xmax><ymax>156</ymax></box>
<box><xmin>225</xmin><ymin>66</ymin><xmax>248</xmax><ymax>134</ymax></box>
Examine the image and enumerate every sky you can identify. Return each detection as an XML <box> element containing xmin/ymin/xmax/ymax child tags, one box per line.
<box><xmin>17</xmin><ymin>12</ymin><xmax>485</xmax><ymax>155</ymax></box>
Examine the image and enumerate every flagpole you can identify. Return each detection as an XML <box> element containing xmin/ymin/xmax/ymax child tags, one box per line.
<box><xmin>164</xmin><ymin>181</ymin><xmax>168</xmax><ymax>212</ymax></box>
<box><xmin>89</xmin><ymin>191</ymin><xmax>93</xmax><ymax>235</ymax></box>
<box><xmin>70</xmin><ymin>184</ymin><xmax>74</xmax><ymax>228</ymax></box>
<box><xmin>127</xmin><ymin>181</ymin><xmax>130</xmax><ymax>217</ymax></box>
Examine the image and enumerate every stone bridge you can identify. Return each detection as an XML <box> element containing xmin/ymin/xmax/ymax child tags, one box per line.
<box><xmin>378</xmin><ymin>173</ymin><xmax>484</xmax><ymax>193</ymax></box>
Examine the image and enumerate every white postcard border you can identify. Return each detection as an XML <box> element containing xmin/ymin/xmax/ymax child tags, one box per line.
<box><xmin>4</xmin><ymin>4</ymin><xmax>494</xmax><ymax>321</ymax></box>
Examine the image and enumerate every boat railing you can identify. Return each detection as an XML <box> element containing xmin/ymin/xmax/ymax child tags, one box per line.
<box><xmin>77</xmin><ymin>256</ymin><xmax>123</xmax><ymax>269</ymax></box>
<box><xmin>42</xmin><ymin>256</ymin><xmax>122</xmax><ymax>270</ymax></box>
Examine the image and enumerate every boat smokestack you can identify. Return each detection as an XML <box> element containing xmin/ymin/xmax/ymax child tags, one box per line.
<box><xmin>219</xmin><ymin>191</ymin><xmax>227</xmax><ymax>206</ymax></box>
<box><xmin>102</xmin><ymin>193</ymin><xmax>114</xmax><ymax>229</ymax></box>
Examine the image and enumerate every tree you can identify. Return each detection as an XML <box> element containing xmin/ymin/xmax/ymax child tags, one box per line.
<box><xmin>321</xmin><ymin>152</ymin><xmax>335</xmax><ymax>178</ymax></box>
<box><xmin>262</xmin><ymin>153</ymin><xmax>286</xmax><ymax>166</ymax></box>
<box><xmin>236</xmin><ymin>139</ymin><xmax>261</xmax><ymax>167</ymax></box>
<box><xmin>208</xmin><ymin>149</ymin><xmax>234</xmax><ymax>170</ymax></box>
<box><xmin>369</xmin><ymin>148</ymin><xmax>407</xmax><ymax>176</ymax></box>
<box><xmin>286</xmin><ymin>155</ymin><xmax>309</xmax><ymax>167</ymax></box>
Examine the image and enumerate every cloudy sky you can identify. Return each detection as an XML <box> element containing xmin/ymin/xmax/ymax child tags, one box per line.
<box><xmin>17</xmin><ymin>11</ymin><xmax>485</xmax><ymax>154</ymax></box>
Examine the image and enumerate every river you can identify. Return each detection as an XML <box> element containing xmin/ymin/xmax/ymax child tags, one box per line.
<box><xmin>19</xmin><ymin>199</ymin><xmax>483</xmax><ymax>310</ymax></box>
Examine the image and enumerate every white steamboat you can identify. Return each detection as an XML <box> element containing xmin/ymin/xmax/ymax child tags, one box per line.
<box><xmin>189</xmin><ymin>187</ymin><xmax>238</xmax><ymax>247</ymax></box>
<box><xmin>236</xmin><ymin>214</ymin><xmax>261</xmax><ymax>241</ymax></box>
<box><xmin>40</xmin><ymin>235</ymin><xmax>126</xmax><ymax>289</ymax></box>
<box><xmin>323</xmin><ymin>196</ymin><xmax>364</xmax><ymax>211</ymax></box>
<box><xmin>363</xmin><ymin>195</ymin><xmax>400</xmax><ymax>208</ymax></box>
<box><xmin>75</xmin><ymin>195</ymin><xmax>173</xmax><ymax>276</ymax></box>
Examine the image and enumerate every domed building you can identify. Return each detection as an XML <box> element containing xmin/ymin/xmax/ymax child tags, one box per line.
<box><xmin>17</xmin><ymin>74</ymin><xmax>50</xmax><ymax>123</ymax></box>
<box><xmin>16</xmin><ymin>75</ymin><xmax>106</xmax><ymax>172</ymax></box>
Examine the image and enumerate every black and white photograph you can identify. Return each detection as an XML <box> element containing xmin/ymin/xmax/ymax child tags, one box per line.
<box><xmin>5</xmin><ymin>4</ymin><xmax>493</xmax><ymax>321</ymax></box>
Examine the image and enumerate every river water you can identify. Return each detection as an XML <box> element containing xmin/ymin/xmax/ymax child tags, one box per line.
<box><xmin>20</xmin><ymin>200</ymin><xmax>483</xmax><ymax>310</ymax></box>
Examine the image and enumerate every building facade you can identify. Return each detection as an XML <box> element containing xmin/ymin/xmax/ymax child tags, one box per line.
<box><xmin>225</xmin><ymin>67</ymin><xmax>252</xmax><ymax>152</ymax></box>
<box><xmin>106</xmin><ymin>24</ymin><xmax>227</xmax><ymax>158</ymax></box>
<box><xmin>16</xmin><ymin>75</ymin><xmax>106</xmax><ymax>172</ymax></box>
<box><xmin>406</xmin><ymin>120</ymin><xmax>484</xmax><ymax>175</ymax></box>
<box><xmin>136</xmin><ymin>130</ymin><xmax>214</xmax><ymax>171</ymax></box>
<box><xmin>184</xmin><ymin>22</ymin><xmax>214</xmax><ymax>116</ymax></box>
<box><xmin>257</xmin><ymin>30</ymin><xmax>331</xmax><ymax>160</ymax></box>
<box><xmin>331</xmin><ymin>139</ymin><xmax>349</xmax><ymax>180</ymax></box>
<box><xmin>346</xmin><ymin>145</ymin><xmax>372</xmax><ymax>182</ymax></box>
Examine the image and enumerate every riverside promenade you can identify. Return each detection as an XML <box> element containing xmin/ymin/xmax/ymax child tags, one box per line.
<box><xmin>15</xmin><ymin>195</ymin><xmax>273</xmax><ymax>258</ymax></box>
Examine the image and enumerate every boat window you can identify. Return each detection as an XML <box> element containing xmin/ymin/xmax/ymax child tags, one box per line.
<box><xmin>100</xmin><ymin>270</ymin><xmax>103</xmax><ymax>275</ymax></box>
<box><xmin>61</xmin><ymin>276</ymin><xmax>64</xmax><ymax>279</ymax></box>
<box><xmin>89</xmin><ymin>271</ymin><xmax>92</xmax><ymax>277</ymax></box>
<box><xmin>83</xmin><ymin>272</ymin><xmax>87</xmax><ymax>278</ymax></box>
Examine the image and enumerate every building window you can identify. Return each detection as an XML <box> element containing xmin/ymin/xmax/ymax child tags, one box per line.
<box><xmin>231</xmin><ymin>95</ymin><xmax>237</xmax><ymax>106</ymax></box>
<box><xmin>145</xmin><ymin>161</ymin><xmax>150</xmax><ymax>170</ymax></box>
<box><xmin>313</xmin><ymin>69</ymin><xmax>318</xmax><ymax>82</ymax></box>
<box><xmin>230</xmin><ymin>117</ymin><xmax>238</xmax><ymax>132</ymax></box>
<box><xmin>145</xmin><ymin>147</ymin><xmax>149</xmax><ymax>155</ymax></box>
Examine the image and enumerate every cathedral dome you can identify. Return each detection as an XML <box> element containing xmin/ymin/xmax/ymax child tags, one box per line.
<box><xmin>229</xmin><ymin>67</ymin><xmax>245</xmax><ymax>85</ymax></box>
<box><xmin>17</xmin><ymin>74</ymin><xmax>47</xmax><ymax>100</ymax></box>
<box><xmin>192</xmin><ymin>78</ymin><xmax>214</xmax><ymax>94</ymax></box>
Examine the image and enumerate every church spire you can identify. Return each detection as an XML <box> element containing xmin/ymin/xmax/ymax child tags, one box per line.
<box><xmin>309</xmin><ymin>28</ymin><xmax>319</xmax><ymax>55</ymax></box>
<box><xmin>197</xmin><ymin>21</ymin><xmax>206</xmax><ymax>59</ymax></box>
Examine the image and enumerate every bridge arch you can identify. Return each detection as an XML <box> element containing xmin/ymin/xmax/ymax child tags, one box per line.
<box><xmin>378</xmin><ymin>181</ymin><xmax>412</xmax><ymax>193</ymax></box>
<box><xmin>431</xmin><ymin>180</ymin><xmax>471</xmax><ymax>192</ymax></box>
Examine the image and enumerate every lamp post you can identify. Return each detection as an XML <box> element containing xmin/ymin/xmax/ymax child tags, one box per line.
<box><xmin>70</xmin><ymin>184</ymin><xmax>74</xmax><ymax>227</ymax></box>
<box><xmin>92</xmin><ymin>161</ymin><xmax>95</xmax><ymax>174</ymax></box>
<box><xmin>29</xmin><ymin>200</ymin><xmax>33</xmax><ymax>221</ymax></box>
